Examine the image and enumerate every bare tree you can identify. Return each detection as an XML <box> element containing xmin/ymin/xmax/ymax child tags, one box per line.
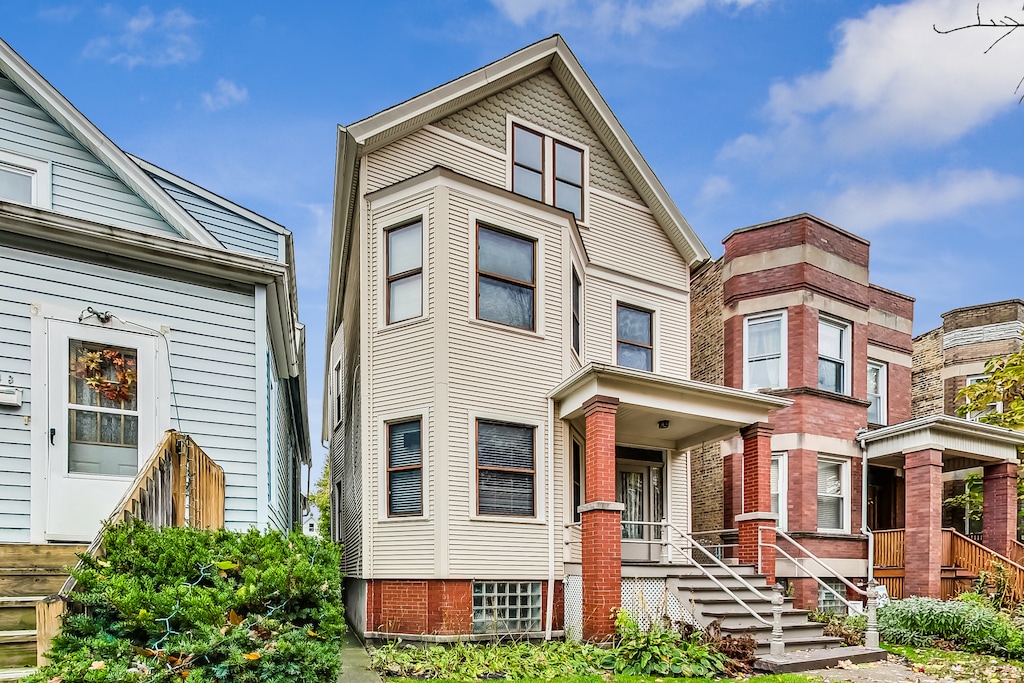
<box><xmin>935</xmin><ymin>3</ymin><xmax>1024</xmax><ymax>98</ymax></box>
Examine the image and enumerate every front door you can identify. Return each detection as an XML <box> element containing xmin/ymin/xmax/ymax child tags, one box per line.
<box><xmin>46</xmin><ymin>320</ymin><xmax>156</xmax><ymax>542</ymax></box>
<box><xmin>616</xmin><ymin>448</ymin><xmax>665</xmax><ymax>562</ymax></box>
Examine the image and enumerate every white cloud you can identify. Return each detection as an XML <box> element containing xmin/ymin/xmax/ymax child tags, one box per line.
<box><xmin>489</xmin><ymin>0</ymin><xmax>765</xmax><ymax>33</ymax></box>
<box><xmin>697</xmin><ymin>174</ymin><xmax>734</xmax><ymax>203</ymax></box>
<box><xmin>38</xmin><ymin>6</ymin><xmax>79</xmax><ymax>21</ymax></box>
<box><xmin>84</xmin><ymin>6</ymin><xmax>200</xmax><ymax>67</ymax></box>
<box><xmin>202</xmin><ymin>79</ymin><xmax>249</xmax><ymax>112</ymax></box>
<box><xmin>725</xmin><ymin>0</ymin><xmax>1024</xmax><ymax>161</ymax></box>
<box><xmin>821</xmin><ymin>169</ymin><xmax>1024</xmax><ymax>233</ymax></box>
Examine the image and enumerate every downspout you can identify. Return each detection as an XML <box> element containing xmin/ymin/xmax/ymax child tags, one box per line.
<box><xmin>856</xmin><ymin>428</ymin><xmax>874</xmax><ymax>583</ymax></box>
<box><xmin>545</xmin><ymin>397</ymin><xmax>555</xmax><ymax>640</ymax></box>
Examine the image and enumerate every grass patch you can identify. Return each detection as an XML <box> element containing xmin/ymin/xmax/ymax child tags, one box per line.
<box><xmin>883</xmin><ymin>643</ymin><xmax>1024</xmax><ymax>681</ymax></box>
<box><xmin>384</xmin><ymin>676</ymin><xmax>817</xmax><ymax>683</ymax></box>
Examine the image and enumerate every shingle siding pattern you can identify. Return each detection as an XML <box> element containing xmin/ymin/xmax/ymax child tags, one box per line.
<box><xmin>436</xmin><ymin>70</ymin><xmax>642</xmax><ymax>202</ymax></box>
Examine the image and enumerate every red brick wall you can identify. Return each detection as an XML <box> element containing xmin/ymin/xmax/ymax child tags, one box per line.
<box><xmin>904</xmin><ymin>448</ymin><xmax>943</xmax><ymax>598</ymax></box>
<box><xmin>723</xmin><ymin>215</ymin><xmax>870</xmax><ymax>267</ymax></box>
<box><xmin>869</xmin><ymin>284</ymin><xmax>914</xmax><ymax>320</ymax></box>
<box><xmin>723</xmin><ymin>263</ymin><xmax>871</xmax><ymax>310</ymax></box>
<box><xmin>769</xmin><ymin>390</ymin><xmax>869</xmax><ymax>440</ymax></box>
<box><xmin>582</xmin><ymin>397</ymin><xmax>621</xmax><ymax>641</ymax></box>
<box><xmin>888</xmin><ymin>363</ymin><xmax>912</xmax><ymax>424</ymax></box>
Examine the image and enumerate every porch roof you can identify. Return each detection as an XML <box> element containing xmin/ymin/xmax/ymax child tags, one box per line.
<box><xmin>549</xmin><ymin>363</ymin><xmax>791</xmax><ymax>451</ymax></box>
<box><xmin>861</xmin><ymin>415</ymin><xmax>1024</xmax><ymax>470</ymax></box>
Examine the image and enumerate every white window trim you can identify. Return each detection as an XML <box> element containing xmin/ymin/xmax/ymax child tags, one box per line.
<box><xmin>505</xmin><ymin>114</ymin><xmax>590</xmax><ymax>225</ymax></box>
<box><xmin>333</xmin><ymin>360</ymin><xmax>344</xmax><ymax>428</ymax></box>
<box><xmin>570</xmin><ymin>265</ymin><xmax>584</xmax><ymax>362</ymax></box>
<box><xmin>0</xmin><ymin>148</ymin><xmax>52</xmax><ymax>209</ymax></box>
<box><xmin>742</xmin><ymin>310</ymin><xmax>788</xmax><ymax>391</ymax></box>
<box><xmin>613</xmin><ymin>296</ymin><xmax>658</xmax><ymax>373</ymax></box>
<box><xmin>468</xmin><ymin>409</ymin><xmax>546</xmax><ymax>524</ymax></box>
<box><xmin>816</xmin><ymin>455</ymin><xmax>851</xmax><ymax>534</ymax></box>
<box><xmin>467</xmin><ymin>211</ymin><xmax>546</xmax><ymax>338</ymax></box>
<box><xmin>569</xmin><ymin>431</ymin><xmax>585</xmax><ymax>524</ymax></box>
<box><xmin>377</xmin><ymin>209</ymin><xmax>429</xmax><ymax>330</ymax></box>
<box><xmin>377</xmin><ymin>408</ymin><xmax>430</xmax><ymax>522</ymax></box>
<box><xmin>967</xmin><ymin>374</ymin><xmax>1003</xmax><ymax>421</ymax></box>
<box><xmin>771</xmin><ymin>452</ymin><xmax>787</xmax><ymax>532</ymax></box>
<box><xmin>818</xmin><ymin>315</ymin><xmax>852</xmax><ymax>396</ymax></box>
<box><xmin>867</xmin><ymin>360</ymin><xmax>887</xmax><ymax>426</ymax></box>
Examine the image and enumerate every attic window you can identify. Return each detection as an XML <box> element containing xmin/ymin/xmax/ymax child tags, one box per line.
<box><xmin>510</xmin><ymin>121</ymin><xmax>586</xmax><ymax>221</ymax></box>
<box><xmin>0</xmin><ymin>149</ymin><xmax>51</xmax><ymax>209</ymax></box>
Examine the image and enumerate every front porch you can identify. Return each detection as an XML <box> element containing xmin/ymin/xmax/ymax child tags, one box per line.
<box><xmin>551</xmin><ymin>363</ymin><xmax>791</xmax><ymax>640</ymax></box>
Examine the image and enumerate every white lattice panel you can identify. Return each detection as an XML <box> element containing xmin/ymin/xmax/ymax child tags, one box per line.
<box><xmin>564</xmin><ymin>574</ymin><xmax>582</xmax><ymax>640</ymax></box>
<box><xmin>621</xmin><ymin>577</ymin><xmax>700</xmax><ymax>630</ymax></box>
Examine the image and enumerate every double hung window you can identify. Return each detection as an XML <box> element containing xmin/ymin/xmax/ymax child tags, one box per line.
<box><xmin>817</xmin><ymin>457</ymin><xmax>848</xmax><ymax>533</ymax></box>
<box><xmin>818</xmin><ymin>317</ymin><xmax>850</xmax><ymax>395</ymax></box>
<box><xmin>744</xmin><ymin>312</ymin><xmax>785</xmax><ymax>390</ymax></box>
<box><xmin>386</xmin><ymin>419</ymin><xmax>422</xmax><ymax>517</ymax></box>
<box><xmin>770</xmin><ymin>453</ymin><xmax>787</xmax><ymax>530</ymax></box>
<box><xmin>571</xmin><ymin>269</ymin><xmax>582</xmax><ymax>355</ymax></box>
<box><xmin>476</xmin><ymin>420</ymin><xmax>535</xmax><ymax>517</ymax></box>
<box><xmin>616</xmin><ymin>304</ymin><xmax>653</xmax><ymax>372</ymax></box>
<box><xmin>511</xmin><ymin>123</ymin><xmax>585</xmax><ymax>220</ymax></box>
<box><xmin>386</xmin><ymin>220</ymin><xmax>423</xmax><ymax>324</ymax></box>
<box><xmin>476</xmin><ymin>224</ymin><xmax>536</xmax><ymax>330</ymax></box>
<box><xmin>867</xmin><ymin>361</ymin><xmax>887</xmax><ymax>425</ymax></box>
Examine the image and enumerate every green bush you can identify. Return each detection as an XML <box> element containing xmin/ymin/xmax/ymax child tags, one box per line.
<box><xmin>26</xmin><ymin>519</ymin><xmax>344</xmax><ymax>683</ymax></box>
<box><xmin>878</xmin><ymin>596</ymin><xmax>1024</xmax><ymax>657</ymax></box>
<box><xmin>604</xmin><ymin>609</ymin><xmax>725</xmax><ymax>677</ymax></box>
<box><xmin>808</xmin><ymin>610</ymin><xmax>866</xmax><ymax>646</ymax></box>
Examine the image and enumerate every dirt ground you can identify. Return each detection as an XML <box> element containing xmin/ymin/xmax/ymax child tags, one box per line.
<box><xmin>802</xmin><ymin>653</ymin><xmax>1023</xmax><ymax>683</ymax></box>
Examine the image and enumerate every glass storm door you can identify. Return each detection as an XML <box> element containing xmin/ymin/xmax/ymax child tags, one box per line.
<box><xmin>46</xmin><ymin>321</ymin><xmax>156</xmax><ymax>542</ymax></box>
<box><xmin>616</xmin><ymin>458</ymin><xmax>664</xmax><ymax>562</ymax></box>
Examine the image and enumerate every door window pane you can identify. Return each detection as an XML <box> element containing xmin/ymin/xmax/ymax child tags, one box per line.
<box><xmin>620</xmin><ymin>471</ymin><xmax>644</xmax><ymax>539</ymax></box>
<box><xmin>68</xmin><ymin>340</ymin><xmax>139</xmax><ymax>476</ymax></box>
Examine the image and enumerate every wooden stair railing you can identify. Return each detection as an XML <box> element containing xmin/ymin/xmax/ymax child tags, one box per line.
<box><xmin>36</xmin><ymin>430</ymin><xmax>225</xmax><ymax>665</ymax></box>
<box><xmin>872</xmin><ymin>529</ymin><xmax>905</xmax><ymax>599</ymax></box>
<box><xmin>1006</xmin><ymin>539</ymin><xmax>1024</xmax><ymax>567</ymax></box>
<box><xmin>944</xmin><ymin>528</ymin><xmax>1024</xmax><ymax>603</ymax></box>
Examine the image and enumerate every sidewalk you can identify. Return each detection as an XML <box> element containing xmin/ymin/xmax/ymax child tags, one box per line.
<box><xmin>339</xmin><ymin>629</ymin><xmax>382</xmax><ymax>683</ymax></box>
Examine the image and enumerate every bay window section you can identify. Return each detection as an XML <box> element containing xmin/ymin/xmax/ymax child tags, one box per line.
<box><xmin>386</xmin><ymin>220</ymin><xmax>423</xmax><ymax>324</ymax></box>
<box><xmin>477</xmin><ymin>225</ymin><xmax>536</xmax><ymax>330</ymax></box>
<box><xmin>387</xmin><ymin>419</ymin><xmax>422</xmax><ymax>517</ymax></box>
<box><xmin>616</xmin><ymin>304</ymin><xmax>653</xmax><ymax>372</ymax></box>
<box><xmin>744</xmin><ymin>312</ymin><xmax>785</xmax><ymax>390</ymax></box>
<box><xmin>817</xmin><ymin>457</ymin><xmax>847</xmax><ymax>533</ymax></box>
<box><xmin>477</xmin><ymin>420</ymin><xmax>536</xmax><ymax>517</ymax></box>
<box><xmin>571</xmin><ymin>269</ymin><xmax>582</xmax><ymax>355</ymax></box>
<box><xmin>771</xmin><ymin>453</ymin><xmax>787</xmax><ymax>530</ymax></box>
<box><xmin>553</xmin><ymin>141</ymin><xmax>583</xmax><ymax>219</ymax></box>
<box><xmin>512</xmin><ymin>125</ymin><xmax>544</xmax><ymax>202</ymax></box>
<box><xmin>867</xmin><ymin>361</ymin><xmax>887</xmax><ymax>425</ymax></box>
<box><xmin>818</xmin><ymin>317</ymin><xmax>850</xmax><ymax>395</ymax></box>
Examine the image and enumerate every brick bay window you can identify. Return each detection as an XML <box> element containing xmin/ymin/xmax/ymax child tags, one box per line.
<box><xmin>616</xmin><ymin>303</ymin><xmax>653</xmax><ymax>372</ymax></box>
<box><xmin>476</xmin><ymin>224</ymin><xmax>535</xmax><ymax>330</ymax></box>
<box><xmin>476</xmin><ymin>420</ymin><xmax>535</xmax><ymax>517</ymax></box>
<box><xmin>867</xmin><ymin>361</ymin><xmax>887</xmax><ymax>425</ymax></box>
<box><xmin>386</xmin><ymin>419</ymin><xmax>422</xmax><ymax>517</ymax></box>
<box><xmin>817</xmin><ymin>457</ymin><xmax>849</xmax><ymax>533</ymax></box>
<box><xmin>818</xmin><ymin>316</ymin><xmax>851</xmax><ymax>395</ymax></box>
<box><xmin>511</xmin><ymin>122</ymin><xmax>585</xmax><ymax>220</ymax></box>
<box><xmin>386</xmin><ymin>220</ymin><xmax>423</xmax><ymax>324</ymax></box>
<box><xmin>743</xmin><ymin>311</ymin><xmax>786</xmax><ymax>390</ymax></box>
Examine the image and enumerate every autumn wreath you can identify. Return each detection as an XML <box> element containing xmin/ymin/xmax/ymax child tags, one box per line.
<box><xmin>73</xmin><ymin>347</ymin><xmax>137</xmax><ymax>404</ymax></box>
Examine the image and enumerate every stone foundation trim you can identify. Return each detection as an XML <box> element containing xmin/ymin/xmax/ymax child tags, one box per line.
<box><xmin>578</xmin><ymin>501</ymin><xmax>625</xmax><ymax>513</ymax></box>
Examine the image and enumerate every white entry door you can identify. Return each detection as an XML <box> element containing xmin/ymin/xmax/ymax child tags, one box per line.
<box><xmin>617</xmin><ymin>456</ymin><xmax>665</xmax><ymax>563</ymax></box>
<box><xmin>46</xmin><ymin>320</ymin><xmax>157</xmax><ymax>542</ymax></box>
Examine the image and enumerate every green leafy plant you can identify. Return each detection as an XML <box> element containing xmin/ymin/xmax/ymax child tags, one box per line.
<box><xmin>603</xmin><ymin>609</ymin><xmax>726</xmax><ymax>677</ymax></box>
<box><xmin>878</xmin><ymin>596</ymin><xmax>1024</xmax><ymax>657</ymax></box>
<box><xmin>26</xmin><ymin>519</ymin><xmax>344</xmax><ymax>683</ymax></box>
<box><xmin>808</xmin><ymin>610</ymin><xmax>866</xmax><ymax>646</ymax></box>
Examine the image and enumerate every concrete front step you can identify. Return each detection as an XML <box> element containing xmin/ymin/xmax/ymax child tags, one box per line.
<box><xmin>752</xmin><ymin>635</ymin><xmax>846</xmax><ymax>656</ymax></box>
<box><xmin>754</xmin><ymin>645</ymin><xmax>889</xmax><ymax>672</ymax></box>
<box><xmin>702</xmin><ymin>608</ymin><xmax>814</xmax><ymax>628</ymax></box>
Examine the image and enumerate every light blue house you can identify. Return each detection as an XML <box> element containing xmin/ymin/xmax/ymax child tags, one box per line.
<box><xmin>0</xmin><ymin>37</ymin><xmax>310</xmax><ymax>543</ymax></box>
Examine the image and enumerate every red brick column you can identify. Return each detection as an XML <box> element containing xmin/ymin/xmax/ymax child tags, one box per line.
<box><xmin>581</xmin><ymin>396</ymin><xmax>622</xmax><ymax>642</ymax></box>
<box><xmin>737</xmin><ymin>423</ymin><xmax>776</xmax><ymax>582</ymax></box>
<box><xmin>983</xmin><ymin>462</ymin><xmax>1018</xmax><ymax>557</ymax></box>
<box><xmin>904</xmin><ymin>447</ymin><xmax>944</xmax><ymax>598</ymax></box>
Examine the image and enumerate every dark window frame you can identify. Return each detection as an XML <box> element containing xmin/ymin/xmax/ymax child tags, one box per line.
<box><xmin>571</xmin><ymin>268</ymin><xmax>582</xmax><ymax>356</ymax></box>
<box><xmin>553</xmin><ymin>139</ymin><xmax>584</xmax><ymax>221</ymax></box>
<box><xmin>475</xmin><ymin>223</ymin><xmax>537</xmax><ymax>331</ymax></box>
<box><xmin>512</xmin><ymin>123</ymin><xmax>545</xmax><ymax>202</ymax></box>
<box><xmin>386</xmin><ymin>417</ymin><xmax>423</xmax><ymax>518</ymax></box>
<box><xmin>476</xmin><ymin>419</ymin><xmax>536</xmax><ymax>518</ymax></box>
<box><xmin>616</xmin><ymin>303</ymin><xmax>654</xmax><ymax>372</ymax></box>
<box><xmin>385</xmin><ymin>220</ymin><xmax>424</xmax><ymax>325</ymax></box>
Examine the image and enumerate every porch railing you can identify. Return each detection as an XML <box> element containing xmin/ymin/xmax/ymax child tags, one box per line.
<box><xmin>37</xmin><ymin>430</ymin><xmax>225</xmax><ymax>664</ymax></box>
<box><xmin>945</xmin><ymin>528</ymin><xmax>1024</xmax><ymax>603</ymax></box>
<box><xmin>758</xmin><ymin>526</ymin><xmax>879</xmax><ymax>648</ymax></box>
<box><xmin>1007</xmin><ymin>539</ymin><xmax>1024</xmax><ymax>567</ymax></box>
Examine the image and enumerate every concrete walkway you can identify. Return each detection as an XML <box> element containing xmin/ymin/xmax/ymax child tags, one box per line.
<box><xmin>339</xmin><ymin>630</ymin><xmax>382</xmax><ymax>683</ymax></box>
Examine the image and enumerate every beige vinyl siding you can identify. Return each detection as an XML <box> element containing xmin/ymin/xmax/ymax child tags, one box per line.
<box><xmin>0</xmin><ymin>75</ymin><xmax>179</xmax><ymax>237</ymax></box>
<box><xmin>1</xmin><ymin>245</ymin><xmax>260</xmax><ymax>536</ymax></box>
<box><xmin>584</xmin><ymin>194</ymin><xmax>688</xmax><ymax>286</ymax></box>
<box><xmin>365</xmin><ymin>127</ymin><xmax>503</xmax><ymax>193</ymax></box>
<box><xmin>444</xmin><ymin>187</ymin><xmax>565</xmax><ymax>578</ymax></box>
<box><xmin>436</xmin><ymin>70</ymin><xmax>641</xmax><ymax>202</ymax></box>
<box><xmin>365</xmin><ymin>190</ymin><xmax>437</xmax><ymax>576</ymax></box>
<box><xmin>668</xmin><ymin>450</ymin><xmax>689</xmax><ymax>533</ymax></box>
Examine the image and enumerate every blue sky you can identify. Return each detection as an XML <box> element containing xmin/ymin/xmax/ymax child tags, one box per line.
<box><xmin>5</xmin><ymin>1</ymin><xmax>1024</xmax><ymax>478</ymax></box>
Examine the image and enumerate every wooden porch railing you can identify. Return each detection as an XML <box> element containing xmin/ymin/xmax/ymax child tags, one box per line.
<box><xmin>1006</xmin><ymin>539</ymin><xmax>1024</xmax><ymax>567</ymax></box>
<box><xmin>37</xmin><ymin>430</ymin><xmax>225</xmax><ymax>664</ymax></box>
<box><xmin>872</xmin><ymin>527</ymin><xmax>1024</xmax><ymax>602</ymax></box>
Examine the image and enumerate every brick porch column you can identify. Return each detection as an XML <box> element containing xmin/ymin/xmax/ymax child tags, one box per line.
<box><xmin>983</xmin><ymin>462</ymin><xmax>1018</xmax><ymax>557</ymax></box>
<box><xmin>736</xmin><ymin>422</ymin><xmax>776</xmax><ymax>583</ymax></box>
<box><xmin>904</xmin><ymin>447</ymin><xmax>944</xmax><ymax>598</ymax></box>
<box><xmin>581</xmin><ymin>396</ymin><xmax>622</xmax><ymax>642</ymax></box>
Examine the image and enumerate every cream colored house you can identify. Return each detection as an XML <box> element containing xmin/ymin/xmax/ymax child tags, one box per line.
<box><xmin>324</xmin><ymin>36</ymin><xmax>786</xmax><ymax>642</ymax></box>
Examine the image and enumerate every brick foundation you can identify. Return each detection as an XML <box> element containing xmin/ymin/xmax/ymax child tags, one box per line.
<box><xmin>904</xmin><ymin>448</ymin><xmax>944</xmax><ymax>598</ymax></box>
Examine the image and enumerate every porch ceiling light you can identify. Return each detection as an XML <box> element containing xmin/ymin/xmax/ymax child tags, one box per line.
<box><xmin>657</xmin><ymin>419</ymin><xmax>670</xmax><ymax>429</ymax></box>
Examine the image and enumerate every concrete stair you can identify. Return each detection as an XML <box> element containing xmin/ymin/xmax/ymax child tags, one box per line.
<box><xmin>667</xmin><ymin>564</ymin><xmax>843</xmax><ymax>654</ymax></box>
<box><xmin>0</xmin><ymin>544</ymin><xmax>84</xmax><ymax>679</ymax></box>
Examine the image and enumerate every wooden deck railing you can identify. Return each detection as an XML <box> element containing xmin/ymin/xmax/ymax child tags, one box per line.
<box><xmin>945</xmin><ymin>528</ymin><xmax>1024</xmax><ymax>603</ymax></box>
<box><xmin>1007</xmin><ymin>539</ymin><xmax>1024</xmax><ymax>567</ymax></box>
<box><xmin>37</xmin><ymin>430</ymin><xmax>225</xmax><ymax>664</ymax></box>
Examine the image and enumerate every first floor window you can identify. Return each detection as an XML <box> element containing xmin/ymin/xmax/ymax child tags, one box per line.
<box><xmin>817</xmin><ymin>457</ymin><xmax>847</xmax><ymax>532</ymax></box>
<box><xmin>477</xmin><ymin>420</ymin><xmax>535</xmax><ymax>516</ymax></box>
<box><xmin>770</xmin><ymin>453</ymin><xmax>786</xmax><ymax>530</ymax></box>
<box><xmin>818</xmin><ymin>579</ymin><xmax>848</xmax><ymax>615</ymax></box>
<box><xmin>386</xmin><ymin>220</ymin><xmax>423</xmax><ymax>323</ymax></box>
<box><xmin>818</xmin><ymin>317</ymin><xmax>850</xmax><ymax>395</ymax></box>
<box><xmin>867</xmin><ymin>361</ymin><xmax>887</xmax><ymax>425</ymax></box>
<box><xmin>387</xmin><ymin>419</ymin><xmax>422</xmax><ymax>517</ymax></box>
<box><xmin>473</xmin><ymin>581</ymin><xmax>542</xmax><ymax>634</ymax></box>
<box><xmin>745</xmin><ymin>312</ymin><xmax>785</xmax><ymax>390</ymax></box>
<box><xmin>616</xmin><ymin>304</ymin><xmax>653</xmax><ymax>372</ymax></box>
<box><xmin>477</xmin><ymin>224</ymin><xmax>536</xmax><ymax>330</ymax></box>
<box><xmin>571</xmin><ymin>438</ymin><xmax>583</xmax><ymax>523</ymax></box>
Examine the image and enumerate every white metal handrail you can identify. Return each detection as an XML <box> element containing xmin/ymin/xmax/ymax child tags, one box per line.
<box><xmin>759</xmin><ymin>526</ymin><xmax>879</xmax><ymax>648</ymax></box>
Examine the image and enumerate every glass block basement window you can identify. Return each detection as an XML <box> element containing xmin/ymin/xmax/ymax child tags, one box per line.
<box><xmin>472</xmin><ymin>581</ymin><xmax>542</xmax><ymax>634</ymax></box>
<box><xmin>817</xmin><ymin>579</ymin><xmax>848</xmax><ymax>615</ymax></box>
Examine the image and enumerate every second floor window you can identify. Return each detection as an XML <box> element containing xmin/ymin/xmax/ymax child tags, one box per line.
<box><xmin>511</xmin><ymin>123</ymin><xmax>585</xmax><ymax>220</ymax></box>
<box><xmin>818</xmin><ymin>317</ymin><xmax>850</xmax><ymax>395</ymax></box>
<box><xmin>867</xmin><ymin>361</ymin><xmax>887</xmax><ymax>425</ymax></box>
<box><xmin>616</xmin><ymin>304</ymin><xmax>653</xmax><ymax>372</ymax></box>
<box><xmin>386</xmin><ymin>220</ymin><xmax>423</xmax><ymax>323</ymax></box>
<box><xmin>744</xmin><ymin>312</ymin><xmax>785</xmax><ymax>390</ymax></box>
<box><xmin>571</xmin><ymin>269</ymin><xmax>582</xmax><ymax>356</ymax></box>
<box><xmin>477</xmin><ymin>224</ymin><xmax>535</xmax><ymax>330</ymax></box>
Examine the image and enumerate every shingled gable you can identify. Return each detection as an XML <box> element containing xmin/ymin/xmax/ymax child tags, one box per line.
<box><xmin>327</xmin><ymin>34</ymin><xmax>711</xmax><ymax>340</ymax></box>
<box><xmin>0</xmin><ymin>37</ymin><xmax>221</xmax><ymax>248</ymax></box>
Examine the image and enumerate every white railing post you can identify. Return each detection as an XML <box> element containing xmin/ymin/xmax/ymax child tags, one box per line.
<box><xmin>661</xmin><ymin>518</ymin><xmax>672</xmax><ymax>564</ymax></box>
<box><xmin>865</xmin><ymin>578</ymin><xmax>879</xmax><ymax>648</ymax></box>
<box><xmin>757</xmin><ymin>525</ymin><xmax>763</xmax><ymax>574</ymax></box>
<box><xmin>770</xmin><ymin>583</ymin><xmax>785</xmax><ymax>656</ymax></box>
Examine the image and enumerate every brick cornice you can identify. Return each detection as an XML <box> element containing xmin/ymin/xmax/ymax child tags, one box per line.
<box><xmin>765</xmin><ymin>386</ymin><xmax>871</xmax><ymax>408</ymax></box>
<box><xmin>582</xmin><ymin>395</ymin><xmax>620</xmax><ymax>416</ymax></box>
<box><xmin>740</xmin><ymin>422</ymin><xmax>774</xmax><ymax>440</ymax></box>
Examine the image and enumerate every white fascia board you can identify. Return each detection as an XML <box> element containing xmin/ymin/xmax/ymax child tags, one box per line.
<box><xmin>0</xmin><ymin>38</ymin><xmax>221</xmax><ymax>249</ymax></box>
